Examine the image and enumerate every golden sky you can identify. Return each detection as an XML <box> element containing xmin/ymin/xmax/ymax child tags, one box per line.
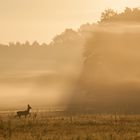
<box><xmin>0</xmin><ymin>0</ymin><xmax>139</xmax><ymax>44</ymax></box>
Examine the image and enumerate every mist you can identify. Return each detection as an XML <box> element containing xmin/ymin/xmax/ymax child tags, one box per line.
<box><xmin>1</xmin><ymin>8</ymin><xmax>140</xmax><ymax>113</ymax></box>
<box><xmin>71</xmin><ymin>23</ymin><xmax>140</xmax><ymax>113</ymax></box>
<box><xmin>0</xmin><ymin>29</ymin><xmax>84</xmax><ymax>109</ymax></box>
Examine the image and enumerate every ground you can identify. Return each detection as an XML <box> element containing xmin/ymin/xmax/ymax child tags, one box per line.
<box><xmin>0</xmin><ymin>111</ymin><xmax>140</xmax><ymax>140</ymax></box>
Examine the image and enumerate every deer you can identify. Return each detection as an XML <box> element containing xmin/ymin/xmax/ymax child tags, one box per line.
<box><xmin>17</xmin><ymin>104</ymin><xmax>32</xmax><ymax>118</ymax></box>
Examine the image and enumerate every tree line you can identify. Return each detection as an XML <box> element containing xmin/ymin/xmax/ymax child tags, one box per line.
<box><xmin>100</xmin><ymin>7</ymin><xmax>140</xmax><ymax>23</ymax></box>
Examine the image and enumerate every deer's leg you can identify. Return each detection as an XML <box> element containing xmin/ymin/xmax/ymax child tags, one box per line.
<box><xmin>29</xmin><ymin>113</ymin><xmax>31</xmax><ymax>117</ymax></box>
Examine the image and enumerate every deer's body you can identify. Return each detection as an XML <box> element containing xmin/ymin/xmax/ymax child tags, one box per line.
<box><xmin>17</xmin><ymin>105</ymin><xmax>32</xmax><ymax>118</ymax></box>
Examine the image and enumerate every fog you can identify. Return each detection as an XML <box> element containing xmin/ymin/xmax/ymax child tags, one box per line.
<box><xmin>1</xmin><ymin>8</ymin><xmax>140</xmax><ymax>113</ymax></box>
<box><xmin>0</xmin><ymin>29</ymin><xmax>84</xmax><ymax>109</ymax></box>
<box><xmin>71</xmin><ymin>23</ymin><xmax>140</xmax><ymax>113</ymax></box>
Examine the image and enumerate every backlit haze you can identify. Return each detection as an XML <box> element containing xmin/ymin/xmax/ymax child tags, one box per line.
<box><xmin>0</xmin><ymin>0</ymin><xmax>140</xmax><ymax>112</ymax></box>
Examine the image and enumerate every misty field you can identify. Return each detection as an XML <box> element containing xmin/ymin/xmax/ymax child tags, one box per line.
<box><xmin>0</xmin><ymin>111</ymin><xmax>140</xmax><ymax>140</ymax></box>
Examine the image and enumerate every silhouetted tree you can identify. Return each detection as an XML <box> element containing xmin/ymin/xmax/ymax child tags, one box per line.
<box><xmin>100</xmin><ymin>7</ymin><xmax>140</xmax><ymax>23</ymax></box>
<box><xmin>32</xmin><ymin>41</ymin><xmax>40</xmax><ymax>47</ymax></box>
<box><xmin>15</xmin><ymin>42</ymin><xmax>21</xmax><ymax>47</ymax></box>
<box><xmin>100</xmin><ymin>9</ymin><xmax>117</xmax><ymax>22</ymax></box>
<box><xmin>9</xmin><ymin>42</ymin><xmax>15</xmax><ymax>47</ymax></box>
<box><xmin>52</xmin><ymin>29</ymin><xmax>79</xmax><ymax>45</ymax></box>
<box><xmin>24</xmin><ymin>41</ymin><xmax>30</xmax><ymax>47</ymax></box>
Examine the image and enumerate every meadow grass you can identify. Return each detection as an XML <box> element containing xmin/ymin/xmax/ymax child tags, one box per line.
<box><xmin>0</xmin><ymin>111</ymin><xmax>140</xmax><ymax>140</ymax></box>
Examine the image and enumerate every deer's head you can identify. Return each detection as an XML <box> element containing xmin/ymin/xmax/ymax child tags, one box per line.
<box><xmin>28</xmin><ymin>104</ymin><xmax>32</xmax><ymax>110</ymax></box>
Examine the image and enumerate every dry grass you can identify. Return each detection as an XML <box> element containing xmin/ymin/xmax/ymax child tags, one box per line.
<box><xmin>0</xmin><ymin>111</ymin><xmax>140</xmax><ymax>140</ymax></box>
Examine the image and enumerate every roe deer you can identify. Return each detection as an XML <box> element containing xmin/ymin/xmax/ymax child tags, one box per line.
<box><xmin>17</xmin><ymin>104</ymin><xmax>32</xmax><ymax>118</ymax></box>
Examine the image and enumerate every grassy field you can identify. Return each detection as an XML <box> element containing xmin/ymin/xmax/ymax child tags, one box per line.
<box><xmin>0</xmin><ymin>111</ymin><xmax>140</xmax><ymax>140</ymax></box>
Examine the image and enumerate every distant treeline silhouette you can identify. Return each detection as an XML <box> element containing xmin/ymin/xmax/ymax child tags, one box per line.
<box><xmin>0</xmin><ymin>29</ymin><xmax>81</xmax><ymax>48</ymax></box>
<box><xmin>1</xmin><ymin>7</ymin><xmax>140</xmax><ymax>47</ymax></box>
<box><xmin>8</xmin><ymin>41</ymin><xmax>48</xmax><ymax>47</ymax></box>
<box><xmin>100</xmin><ymin>7</ymin><xmax>140</xmax><ymax>23</ymax></box>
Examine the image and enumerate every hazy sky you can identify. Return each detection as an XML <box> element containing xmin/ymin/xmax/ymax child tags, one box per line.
<box><xmin>0</xmin><ymin>0</ymin><xmax>139</xmax><ymax>44</ymax></box>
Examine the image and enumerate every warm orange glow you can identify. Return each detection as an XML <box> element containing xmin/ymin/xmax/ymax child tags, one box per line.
<box><xmin>0</xmin><ymin>0</ymin><xmax>139</xmax><ymax>44</ymax></box>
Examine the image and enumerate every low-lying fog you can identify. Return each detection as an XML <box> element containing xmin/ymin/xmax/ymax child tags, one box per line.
<box><xmin>0</xmin><ymin>30</ymin><xmax>84</xmax><ymax>109</ymax></box>
<box><xmin>1</xmin><ymin>23</ymin><xmax>140</xmax><ymax>113</ymax></box>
